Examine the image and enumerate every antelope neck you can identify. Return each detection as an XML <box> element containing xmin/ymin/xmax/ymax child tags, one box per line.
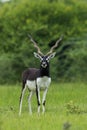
<box><xmin>40</xmin><ymin>65</ymin><xmax>50</xmax><ymax>77</ymax></box>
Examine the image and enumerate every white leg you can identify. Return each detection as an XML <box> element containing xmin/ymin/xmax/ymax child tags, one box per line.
<box><xmin>42</xmin><ymin>88</ymin><xmax>48</xmax><ymax>114</ymax></box>
<box><xmin>28</xmin><ymin>91</ymin><xmax>34</xmax><ymax>114</ymax></box>
<box><xmin>36</xmin><ymin>87</ymin><xmax>41</xmax><ymax>114</ymax></box>
<box><xmin>38</xmin><ymin>88</ymin><xmax>41</xmax><ymax>114</ymax></box>
<box><xmin>19</xmin><ymin>86</ymin><xmax>26</xmax><ymax>116</ymax></box>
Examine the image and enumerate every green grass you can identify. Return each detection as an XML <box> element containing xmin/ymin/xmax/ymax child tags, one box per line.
<box><xmin>0</xmin><ymin>82</ymin><xmax>87</xmax><ymax>130</ymax></box>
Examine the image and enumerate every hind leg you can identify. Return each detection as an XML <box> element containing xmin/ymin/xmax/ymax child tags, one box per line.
<box><xmin>19</xmin><ymin>83</ymin><xmax>27</xmax><ymax>116</ymax></box>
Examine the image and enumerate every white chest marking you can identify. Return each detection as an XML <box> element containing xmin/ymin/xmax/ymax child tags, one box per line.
<box><xmin>36</xmin><ymin>76</ymin><xmax>51</xmax><ymax>89</ymax></box>
<box><xmin>26</xmin><ymin>76</ymin><xmax>51</xmax><ymax>91</ymax></box>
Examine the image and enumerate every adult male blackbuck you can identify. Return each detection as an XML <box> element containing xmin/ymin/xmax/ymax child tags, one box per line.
<box><xmin>19</xmin><ymin>35</ymin><xmax>63</xmax><ymax>115</ymax></box>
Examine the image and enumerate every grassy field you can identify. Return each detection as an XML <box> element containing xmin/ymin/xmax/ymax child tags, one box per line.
<box><xmin>0</xmin><ymin>82</ymin><xmax>87</xmax><ymax>130</ymax></box>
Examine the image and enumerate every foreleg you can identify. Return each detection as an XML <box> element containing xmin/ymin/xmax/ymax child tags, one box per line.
<box><xmin>28</xmin><ymin>91</ymin><xmax>34</xmax><ymax>114</ymax></box>
<box><xmin>36</xmin><ymin>86</ymin><xmax>41</xmax><ymax>114</ymax></box>
<box><xmin>42</xmin><ymin>88</ymin><xmax>48</xmax><ymax>114</ymax></box>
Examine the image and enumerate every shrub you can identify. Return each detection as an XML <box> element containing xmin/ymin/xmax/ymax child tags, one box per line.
<box><xmin>0</xmin><ymin>0</ymin><xmax>87</xmax><ymax>83</ymax></box>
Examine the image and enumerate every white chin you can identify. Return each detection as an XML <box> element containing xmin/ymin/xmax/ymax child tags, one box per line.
<box><xmin>42</xmin><ymin>65</ymin><xmax>47</xmax><ymax>68</ymax></box>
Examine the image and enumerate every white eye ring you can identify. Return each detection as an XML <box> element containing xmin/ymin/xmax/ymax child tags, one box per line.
<box><xmin>46</xmin><ymin>58</ymin><xmax>49</xmax><ymax>62</ymax></box>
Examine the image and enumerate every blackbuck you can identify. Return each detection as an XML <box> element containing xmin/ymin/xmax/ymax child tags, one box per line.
<box><xmin>19</xmin><ymin>35</ymin><xmax>63</xmax><ymax>115</ymax></box>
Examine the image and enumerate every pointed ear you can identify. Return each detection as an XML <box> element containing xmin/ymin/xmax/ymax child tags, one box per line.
<box><xmin>48</xmin><ymin>52</ymin><xmax>56</xmax><ymax>59</ymax></box>
<box><xmin>34</xmin><ymin>52</ymin><xmax>42</xmax><ymax>60</ymax></box>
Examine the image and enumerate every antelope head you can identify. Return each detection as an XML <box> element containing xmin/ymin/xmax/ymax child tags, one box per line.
<box><xmin>28</xmin><ymin>34</ymin><xmax>63</xmax><ymax>68</ymax></box>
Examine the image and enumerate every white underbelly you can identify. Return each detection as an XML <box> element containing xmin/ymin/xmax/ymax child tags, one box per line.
<box><xmin>26</xmin><ymin>76</ymin><xmax>51</xmax><ymax>91</ymax></box>
<box><xmin>26</xmin><ymin>80</ymin><xmax>36</xmax><ymax>91</ymax></box>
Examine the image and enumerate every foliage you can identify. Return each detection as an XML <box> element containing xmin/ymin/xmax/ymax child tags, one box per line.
<box><xmin>0</xmin><ymin>0</ymin><xmax>87</xmax><ymax>83</ymax></box>
<box><xmin>0</xmin><ymin>54</ymin><xmax>16</xmax><ymax>84</ymax></box>
<box><xmin>66</xmin><ymin>100</ymin><xmax>81</xmax><ymax>114</ymax></box>
<box><xmin>57</xmin><ymin>36</ymin><xmax>87</xmax><ymax>82</ymax></box>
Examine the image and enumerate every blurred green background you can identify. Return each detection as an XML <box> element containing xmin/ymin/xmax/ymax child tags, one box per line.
<box><xmin>0</xmin><ymin>0</ymin><xmax>87</xmax><ymax>84</ymax></box>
